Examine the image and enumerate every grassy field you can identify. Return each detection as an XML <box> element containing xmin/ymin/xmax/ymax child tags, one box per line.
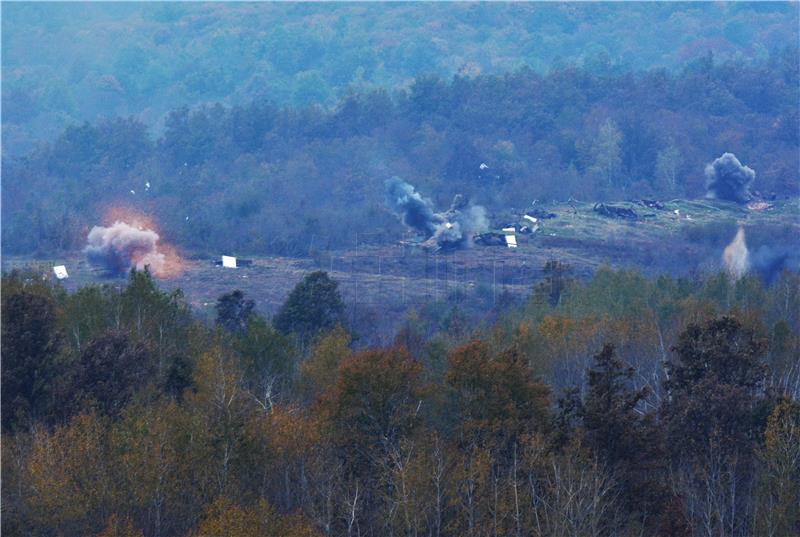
<box><xmin>4</xmin><ymin>198</ymin><xmax>797</xmax><ymax>344</ymax></box>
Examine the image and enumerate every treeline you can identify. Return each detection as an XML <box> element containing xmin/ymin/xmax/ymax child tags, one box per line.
<box><xmin>4</xmin><ymin>3</ymin><xmax>797</xmax><ymax>155</ymax></box>
<box><xmin>3</xmin><ymin>52</ymin><xmax>798</xmax><ymax>258</ymax></box>
<box><xmin>3</xmin><ymin>265</ymin><xmax>799</xmax><ymax>536</ymax></box>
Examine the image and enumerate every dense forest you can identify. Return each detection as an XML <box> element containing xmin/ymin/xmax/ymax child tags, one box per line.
<box><xmin>3</xmin><ymin>264</ymin><xmax>799</xmax><ymax>536</ymax></box>
<box><xmin>3</xmin><ymin>50</ymin><xmax>798</xmax><ymax>258</ymax></box>
<box><xmin>3</xmin><ymin>3</ymin><xmax>797</xmax><ymax>155</ymax></box>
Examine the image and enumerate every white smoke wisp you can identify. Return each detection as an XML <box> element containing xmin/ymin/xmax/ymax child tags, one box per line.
<box><xmin>85</xmin><ymin>221</ymin><xmax>173</xmax><ymax>276</ymax></box>
<box><xmin>453</xmin><ymin>204</ymin><xmax>489</xmax><ymax>246</ymax></box>
<box><xmin>723</xmin><ymin>227</ymin><xmax>750</xmax><ymax>280</ymax></box>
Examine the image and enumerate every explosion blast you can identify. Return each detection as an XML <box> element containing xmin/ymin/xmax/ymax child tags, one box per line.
<box><xmin>705</xmin><ymin>153</ymin><xmax>755</xmax><ymax>204</ymax></box>
<box><xmin>385</xmin><ymin>177</ymin><xmax>488</xmax><ymax>251</ymax></box>
<box><xmin>84</xmin><ymin>209</ymin><xmax>183</xmax><ymax>278</ymax></box>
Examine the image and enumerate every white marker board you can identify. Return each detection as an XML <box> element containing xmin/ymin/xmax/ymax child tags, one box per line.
<box><xmin>53</xmin><ymin>265</ymin><xmax>69</xmax><ymax>279</ymax></box>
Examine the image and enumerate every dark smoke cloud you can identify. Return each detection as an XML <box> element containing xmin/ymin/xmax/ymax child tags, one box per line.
<box><xmin>385</xmin><ymin>176</ymin><xmax>441</xmax><ymax>237</ymax></box>
<box><xmin>750</xmin><ymin>246</ymin><xmax>797</xmax><ymax>285</ymax></box>
<box><xmin>385</xmin><ymin>177</ymin><xmax>488</xmax><ymax>251</ymax></box>
<box><xmin>705</xmin><ymin>152</ymin><xmax>755</xmax><ymax>204</ymax></box>
<box><xmin>85</xmin><ymin>221</ymin><xmax>166</xmax><ymax>276</ymax></box>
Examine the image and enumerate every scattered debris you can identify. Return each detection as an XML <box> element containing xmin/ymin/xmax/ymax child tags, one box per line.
<box><xmin>567</xmin><ymin>198</ymin><xmax>580</xmax><ymax>214</ymax></box>
<box><xmin>53</xmin><ymin>265</ymin><xmax>69</xmax><ymax>279</ymax></box>
<box><xmin>593</xmin><ymin>203</ymin><xmax>638</xmax><ymax>220</ymax></box>
<box><xmin>474</xmin><ymin>232</ymin><xmax>506</xmax><ymax>246</ymax></box>
<box><xmin>639</xmin><ymin>199</ymin><xmax>665</xmax><ymax>210</ymax></box>
<box><xmin>527</xmin><ymin>208</ymin><xmax>557</xmax><ymax>219</ymax></box>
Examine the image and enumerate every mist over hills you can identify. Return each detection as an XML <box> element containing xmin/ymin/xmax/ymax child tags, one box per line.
<box><xmin>3</xmin><ymin>2</ymin><xmax>798</xmax><ymax>155</ymax></box>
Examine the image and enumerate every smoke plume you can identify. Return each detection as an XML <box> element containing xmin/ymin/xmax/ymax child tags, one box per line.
<box><xmin>749</xmin><ymin>245</ymin><xmax>800</xmax><ymax>285</ymax></box>
<box><xmin>84</xmin><ymin>214</ymin><xmax>183</xmax><ymax>277</ymax></box>
<box><xmin>385</xmin><ymin>177</ymin><xmax>488</xmax><ymax>251</ymax></box>
<box><xmin>705</xmin><ymin>153</ymin><xmax>755</xmax><ymax>204</ymax></box>
<box><xmin>385</xmin><ymin>176</ymin><xmax>441</xmax><ymax>237</ymax></box>
<box><xmin>722</xmin><ymin>227</ymin><xmax>749</xmax><ymax>280</ymax></box>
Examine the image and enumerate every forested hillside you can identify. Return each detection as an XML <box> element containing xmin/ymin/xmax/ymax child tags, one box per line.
<box><xmin>3</xmin><ymin>266</ymin><xmax>799</xmax><ymax>536</ymax></box>
<box><xmin>3</xmin><ymin>3</ymin><xmax>797</xmax><ymax>155</ymax></box>
<box><xmin>3</xmin><ymin>53</ymin><xmax>798</xmax><ymax>257</ymax></box>
<box><xmin>3</xmin><ymin>4</ymin><xmax>799</xmax><ymax>535</ymax></box>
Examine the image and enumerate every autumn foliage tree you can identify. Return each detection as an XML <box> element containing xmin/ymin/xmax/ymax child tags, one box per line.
<box><xmin>299</xmin><ymin>324</ymin><xmax>351</xmax><ymax>400</ymax></box>
<box><xmin>445</xmin><ymin>340</ymin><xmax>550</xmax><ymax>449</ymax></box>
<box><xmin>752</xmin><ymin>398</ymin><xmax>800</xmax><ymax>536</ymax></box>
<box><xmin>2</xmin><ymin>267</ymin><xmax>799</xmax><ymax>537</ymax></box>
<box><xmin>321</xmin><ymin>346</ymin><xmax>425</xmax><ymax>468</ymax></box>
<box><xmin>195</xmin><ymin>497</ymin><xmax>319</xmax><ymax>537</ymax></box>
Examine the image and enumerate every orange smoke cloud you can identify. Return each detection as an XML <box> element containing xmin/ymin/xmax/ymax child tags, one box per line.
<box><xmin>85</xmin><ymin>207</ymin><xmax>185</xmax><ymax>279</ymax></box>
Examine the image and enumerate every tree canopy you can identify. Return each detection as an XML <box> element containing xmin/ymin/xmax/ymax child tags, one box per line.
<box><xmin>2</xmin><ymin>264</ymin><xmax>799</xmax><ymax>536</ymax></box>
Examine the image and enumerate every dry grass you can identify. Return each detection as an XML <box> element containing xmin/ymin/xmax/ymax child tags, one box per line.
<box><xmin>4</xmin><ymin>198</ymin><xmax>797</xmax><ymax>342</ymax></box>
